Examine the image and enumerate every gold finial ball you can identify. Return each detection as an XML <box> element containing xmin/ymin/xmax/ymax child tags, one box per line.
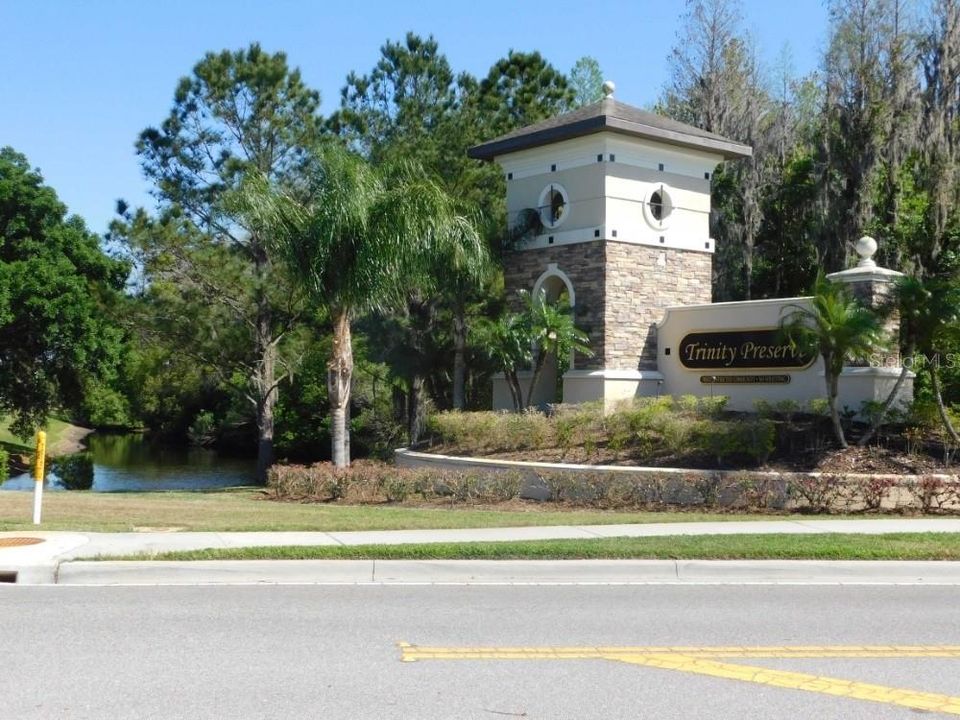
<box><xmin>602</xmin><ymin>80</ymin><xmax>615</xmax><ymax>98</ymax></box>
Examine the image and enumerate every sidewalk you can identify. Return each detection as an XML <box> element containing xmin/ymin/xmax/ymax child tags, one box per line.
<box><xmin>4</xmin><ymin>518</ymin><xmax>960</xmax><ymax>586</ymax></box>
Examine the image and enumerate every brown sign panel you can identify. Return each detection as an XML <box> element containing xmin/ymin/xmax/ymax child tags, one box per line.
<box><xmin>679</xmin><ymin>329</ymin><xmax>815</xmax><ymax>370</ymax></box>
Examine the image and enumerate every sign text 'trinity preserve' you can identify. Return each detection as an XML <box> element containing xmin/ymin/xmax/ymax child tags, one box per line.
<box><xmin>677</xmin><ymin>329</ymin><xmax>816</xmax><ymax>370</ymax></box>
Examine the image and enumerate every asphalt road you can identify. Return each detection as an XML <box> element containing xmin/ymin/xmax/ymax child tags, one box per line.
<box><xmin>2</xmin><ymin>584</ymin><xmax>959</xmax><ymax>719</ymax></box>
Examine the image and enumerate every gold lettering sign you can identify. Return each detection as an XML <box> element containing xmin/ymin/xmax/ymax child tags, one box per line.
<box><xmin>678</xmin><ymin>329</ymin><xmax>815</xmax><ymax>370</ymax></box>
<box><xmin>699</xmin><ymin>374</ymin><xmax>791</xmax><ymax>385</ymax></box>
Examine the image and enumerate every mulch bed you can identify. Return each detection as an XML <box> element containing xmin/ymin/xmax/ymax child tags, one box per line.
<box><xmin>425</xmin><ymin>444</ymin><xmax>955</xmax><ymax>476</ymax></box>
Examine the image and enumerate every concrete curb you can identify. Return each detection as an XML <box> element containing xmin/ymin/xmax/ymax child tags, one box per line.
<box><xmin>49</xmin><ymin>559</ymin><xmax>960</xmax><ymax>586</ymax></box>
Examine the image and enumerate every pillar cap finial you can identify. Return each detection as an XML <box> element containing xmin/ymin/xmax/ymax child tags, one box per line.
<box><xmin>602</xmin><ymin>80</ymin><xmax>615</xmax><ymax>99</ymax></box>
<box><xmin>855</xmin><ymin>235</ymin><xmax>878</xmax><ymax>268</ymax></box>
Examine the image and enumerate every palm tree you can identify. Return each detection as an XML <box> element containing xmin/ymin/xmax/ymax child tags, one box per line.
<box><xmin>522</xmin><ymin>289</ymin><xmax>593</xmax><ymax>408</ymax></box>
<box><xmin>781</xmin><ymin>273</ymin><xmax>885</xmax><ymax>448</ymax></box>
<box><xmin>475</xmin><ymin>312</ymin><xmax>532</xmax><ymax>412</ymax></box>
<box><xmin>240</xmin><ymin>144</ymin><xmax>484</xmax><ymax>466</ymax></box>
<box><xmin>477</xmin><ymin>290</ymin><xmax>593</xmax><ymax>411</ymax></box>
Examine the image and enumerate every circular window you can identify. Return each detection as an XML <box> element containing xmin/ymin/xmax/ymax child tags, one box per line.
<box><xmin>538</xmin><ymin>184</ymin><xmax>569</xmax><ymax>229</ymax></box>
<box><xmin>643</xmin><ymin>184</ymin><xmax>674</xmax><ymax>229</ymax></box>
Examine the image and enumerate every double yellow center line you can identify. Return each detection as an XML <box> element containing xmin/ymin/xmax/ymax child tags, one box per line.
<box><xmin>399</xmin><ymin>644</ymin><xmax>960</xmax><ymax>715</ymax></box>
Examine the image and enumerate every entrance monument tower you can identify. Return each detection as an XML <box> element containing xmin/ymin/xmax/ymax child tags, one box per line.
<box><xmin>469</xmin><ymin>82</ymin><xmax>752</xmax><ymax>408</ymax></box>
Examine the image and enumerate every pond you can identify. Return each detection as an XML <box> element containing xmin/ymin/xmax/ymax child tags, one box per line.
<box><xmin>1</xmin><ymin>433</ymin><xmax>258</xmax><ymax>492</ymax></box>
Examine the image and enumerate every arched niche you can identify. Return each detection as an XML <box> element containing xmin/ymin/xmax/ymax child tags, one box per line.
<box><xmin>528</xmin><ymin>264</ymin><xmax>578</xmax><ymax>407</ymax></box>
<box><xmin>532</xmin><ymin>263</ymin><xmax>575</xmax><ymax>306</ymax></box>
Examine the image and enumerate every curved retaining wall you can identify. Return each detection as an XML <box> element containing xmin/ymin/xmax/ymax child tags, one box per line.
<box><xmin>394</xmin><ymin>447</ymin><xmax>958</xmax><ymax>510</ymax></box>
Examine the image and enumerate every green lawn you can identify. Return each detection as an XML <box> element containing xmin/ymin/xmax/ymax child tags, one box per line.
<box><xmin>0</xmin><ymin>487</ymin><xmax>815</xmax><ymax>532</ymax></box>
<box><xmin>138</xmin><ymin>533</ymin><xmax>960</xmax><ymax>562</ymax></box>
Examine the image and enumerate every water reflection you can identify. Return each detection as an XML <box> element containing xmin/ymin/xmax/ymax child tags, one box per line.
<box><xmin>2</xmin><ymin>433</ymin><xmax>257</xmax><ymax>492</ymax></box>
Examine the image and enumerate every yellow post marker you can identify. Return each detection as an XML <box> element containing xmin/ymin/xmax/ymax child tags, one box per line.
<box><xmin>33</xmin><ymin>431</ymin><xmax>46</xmax><ymax>525</ymax></box>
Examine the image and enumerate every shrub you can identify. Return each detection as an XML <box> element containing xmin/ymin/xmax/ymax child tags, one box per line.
<box><xmin>658</xmin><ymin>415</ymin><xmax>694</xmax><ymax>457</ymax></box>
<box><xmin>0</xmin><ymin>447</ymin><xmax>7</xmax><ymax>484</ymax></box>
<box><xmin>691</xmin><ymin>472</ymin><xmax>724</xmax><ymax>507</ymax></box>
<box><xmin>754</xmin><ymin>399</ymin><xmax>774</xmax><ymax>418</ymax></box>
<box><xmin>553</xmin><ymin>413</ymin><xmax>579</xmax><ymax>457</ymax></box>
<box><xmin>496</xmin><ymin>410</ymin><xmax>552</xmax><ymax>451</ymax></box>
<box><xmin>912</xmin><ymin>475</ymin><xmax>954</xmax><ymax>513</ymax></box>
<box><xmin>734</xmin><ymin>473</ymin><xmax>783</xmax><ymax>510</ymax></box>
<box><xmin>636</xmin><ymin>474</ymin><xmax>672</xmax><ymax>505</ymax></box>
<box><xmin>787</xmin><ymin>474</ymin><xmax>844</xmax><ymax>513</ymax></box>
<box><xmin>482</xmin><ymin>472</ymin><xmax>524</xmax><ymax>502</ymax></box>
<box><xmin>268</xmin><ymin>461</ymin><xmax>523</xmax><ymax>506</ymax></box>
<box><xmin>773</xmin><ymin>400</ymin><xmax>801</xmax><ymax>419</ymax></box>
<box><xmin>53</xmin><ymin>452</ymin><xmax>94</xmax><ymax>490</ymax></box>
<box><xmin>539</xmin><ymin>472</ymin><xmax>580</xmax><ymax>503</ymax></box>
<box><xmin>698</xmin><ymin>396</ymin><xmax>729</xmax><ymax>418</ymax></box>
<box><xmin>268</xmin><ymin>460</ymin><xmax>380</xmax><ymax>501</ymax></box>
<box><xmin>440</xmin><ymin>473</ymin><xmax>480</xmax><ymax>502</ymax></box>
<box><xmin>613</xmin><ymin>397</ymin><xmax>675</xmax><ymax>432</ymax></box>
<box><xmin>903</xmin><ymin>426</ymin><xmax>925</xmax><ymax>456</ymax></box>
<box><xmin>383</xmin><ymin>477</ymin><xmax>410</xmax><ymax>503</ymax></box>
<box><xmin>606</xmin><ymin>475</ymin><xmax>642</xmax><ymax>507</ymax></box>
<box><xmin>428</xmin><ymin>411</ymin><xmax>502</xmax><ymax>453</ymax></box>
<box><xmin>553</xmin><ymin>403</ymin><xmax>603</xmax><ymax>456</ymax></box>
<box><xmin>678</xmin><ymin>395</ymin><xmax>700</xmax><ymax>414</ymax></box>
<box><xmin>848</xmin><ymin>475</ymin><xmax>896</xmax><ymax>512</ymax></box>
<box><xmin>692</xmin><ymin>419</ymin><xmax>774</xmax><ymax>466</ymax></box>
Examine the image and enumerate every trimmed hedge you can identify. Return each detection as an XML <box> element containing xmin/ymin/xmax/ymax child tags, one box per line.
<box><xmin>269</xmin><ymin>458</ymin><xmax>960</xmax><ymax>514</ymax></box>
<box><xmin>268</xmin><ymin>460</ymin><xmax>524</xmax><ymax>505</ymax></box>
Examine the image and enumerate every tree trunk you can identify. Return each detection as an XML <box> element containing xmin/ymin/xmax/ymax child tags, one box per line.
<box><xmin>931</xmin><ymin>363</ymin><xmax>960</xmax><ymax>445</ymax></box>
<box><xmin>526</xmin><ymin>350</ymin><xmax>547</xmax><ymax>409</ymax></box>
<box><xmin>506</xmin><ymin>370</ymin><xmax>523</xmax><ymax>411</ymax></box>
<box><xmin>329</xmin><ymin>309</ymin><xmax>353</xmax><ymax>468</ymax></box>
<box><xmin>858</xmin><ymin>342</ymin><xmax>914</xmax><ymax>447</ymax></box>
<box><xmin>452</xmin><ymin>310</ymin><xmax>467</xmax><ymax>411</ymax></box>
<box><xmin>406</xmin><ymin>293</ymin><xmax>437</xmax><ymax>445</ymax></box>
<box><xmin>254</xmin><ymin>340</ymin><xmax>277</xmax><ymax>483</ymax></box>
<box><xmin>253</xmin><ymin>246</ymin><xmax>276</xmax><ymax>484</ymax></box>
<box><xmin>409</xmin><ymin>373</ymin><xmax>427</xmax><ymax>445</ymax></box>
<box><xmin>825</xmin><ymin>363</ymin><xmax>848</xmax><ymax>448</ymax></box>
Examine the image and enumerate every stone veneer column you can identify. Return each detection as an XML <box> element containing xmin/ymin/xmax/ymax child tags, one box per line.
<box><xmin>603</xmin><ymin>242</ymin><xmax>712</xmax><ymax>371</ymax></box>
<box><xmin>499</xmin><ymin>240</ymin><xmax>715</xmax><ymax>409</ymax></box>
<box><xmin>826</xmin><ymin>236</ymin><xmax>903</xmax><ymax>361</ymax></box>
<box><xmin>826</xmin><ymin>236</ymin><xmax>912</xmax><ymax>412</ymax></box>
<box><xmin>501</xmin><ymin>243</ymin><xmax>606</xmax><ymax>370</ymax></box>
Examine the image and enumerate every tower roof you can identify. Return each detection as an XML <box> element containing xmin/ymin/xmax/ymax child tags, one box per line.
<box><xmin>468</xmin><ymin>97</ymin><xmax>753</xmax><ymax>161</ymax></box>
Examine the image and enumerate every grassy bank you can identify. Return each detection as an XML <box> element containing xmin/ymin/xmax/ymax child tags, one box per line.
<box><xmin>0</xmin><ymin>417</ymin><xmax>91</xmax><ymax>456</ymax></box>
<box><xmin>133</xmin><ymin>533</ymin><xmax>960</xmax><ymax>561</ymax></box>
<box><xmin>0</xmin><ymin>488</ymin><xmax>801</xmax><ymax>532</ymax></box>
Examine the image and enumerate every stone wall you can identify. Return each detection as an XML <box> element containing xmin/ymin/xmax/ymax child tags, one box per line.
<box><xmin>503</xmin><ymin>241</ymin><xmax>713</xmax><ymax>372</ymax></box>
<box><xmin>604</xmin><ymin>242</ymin><xmax>712</xmax><ymax>370</ymax></box>
<box><xmin>502</xmin><ymin>242</ymin><xmax>606</xmax><ymax>369</ymax></box>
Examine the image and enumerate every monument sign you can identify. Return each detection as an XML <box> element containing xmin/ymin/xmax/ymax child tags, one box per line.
<box><xmin>469</xmin><ymin>82</ymin><xmax>912</xmax><ymax>413</ymax></box>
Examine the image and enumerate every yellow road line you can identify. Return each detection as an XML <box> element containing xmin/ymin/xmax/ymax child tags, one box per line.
<box><xmin>400</xmin><ymin>644</ymin><xmax>960</xmax><ymax>661</ymax></box>
<box><xmin>612</xmin><ymin>654</ymin><xmax>960</xmax><ymax>716</ymax></box>
<box><xmin>398</xmin><ymin>643</ymin><xmax>960</xmax><ymax>716</ymax></box>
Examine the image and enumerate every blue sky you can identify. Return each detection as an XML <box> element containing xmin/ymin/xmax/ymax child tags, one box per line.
<box><xmin>1</xmin><ymin>0</ymin><xmax>829</xmax><ymax>236</ymax></box>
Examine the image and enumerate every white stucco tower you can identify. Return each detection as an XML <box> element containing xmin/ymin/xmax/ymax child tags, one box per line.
<box><xmin>469</xmin><ymin>83</ymin><xmax>752</xmax><ymax>408</ymax></box>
